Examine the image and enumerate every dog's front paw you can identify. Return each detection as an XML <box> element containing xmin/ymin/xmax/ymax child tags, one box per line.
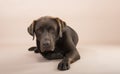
<box><xmin>58</xmin><ymin>60</ymin><xmax>70</xmax><ymax>71</ymax></box>
<box><xmin>28</xmin><ymin>47</ymin><xmax>36</xmax><ymax>51</ymax></box>
<box><xmin>28</xmin><ymin>47</ymin><xmax>39</xmax><ymax>53</ymax></box>
<box><xmin>34</xmin><ymin>49</ymin><xmax>40</xmax><ymax>53</ymax></box>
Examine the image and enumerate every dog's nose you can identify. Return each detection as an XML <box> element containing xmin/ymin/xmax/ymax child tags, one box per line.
<box><xmin>43</xmin><ymin>41</ymin><xmax>50</xmax><ymax>47</ymax></box>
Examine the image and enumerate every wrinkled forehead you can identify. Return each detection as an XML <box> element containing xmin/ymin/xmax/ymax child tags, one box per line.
<box><xmin>35</xmin><ymin>18</ymin><xmax>57</xmax><ymax>30</ymax></box>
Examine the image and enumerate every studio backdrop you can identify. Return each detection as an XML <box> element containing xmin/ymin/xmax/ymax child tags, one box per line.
<box><xmin>0</xmin><ymin>0</ymin><xmax>120</xmax><ymax>45</ymax></box>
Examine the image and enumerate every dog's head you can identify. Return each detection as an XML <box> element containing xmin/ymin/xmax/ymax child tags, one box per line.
<box><xmin>27</xmin><ymin>16</ymin><xmax>66</xmax><ymax>52</ymax></box>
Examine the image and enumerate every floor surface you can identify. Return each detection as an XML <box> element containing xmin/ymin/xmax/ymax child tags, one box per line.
<box><xmin>0</xmin><ymin>44</ymin><xmax>120</xmax><ymax>74</ymax></box>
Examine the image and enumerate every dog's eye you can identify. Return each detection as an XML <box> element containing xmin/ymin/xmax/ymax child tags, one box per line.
<box><xmin>37</xmin><ymin>29</ymin><xmax>42</xmax><ymax>34</ymax></box>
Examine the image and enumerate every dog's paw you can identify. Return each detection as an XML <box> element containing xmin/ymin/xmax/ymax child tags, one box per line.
<box><xmin>58</xmin><ymin>60</ymin><xmax>70</xmax><ymax>71</ymax></box>
<box><xmin>34</xmin><ymin>49</ymin><xmax>40</xmax><ymax>53</ymax></box>
<box><xmin>28</xmin><ymin>47</ymin><xmax>39</xmax><ymax>53</ymax></box>
<box><xmin>28</xmin><ymin>47</ymin><xmax>36</xmax><ymax>51</ymax></box>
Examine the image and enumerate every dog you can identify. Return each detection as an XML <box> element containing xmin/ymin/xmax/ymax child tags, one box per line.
<box><xmin>27</xmin><ymin>16</ymin><xmax>80</xmax><ymax>71</ymax></box>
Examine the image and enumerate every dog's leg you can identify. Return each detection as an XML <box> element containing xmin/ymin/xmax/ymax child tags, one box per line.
<box><xmin>58</xmin><ymin>49</ymin><xmax>80</xmax><ymax>70</ymax></box>
<box><xmin>28</xmin><ymin>40</ymin><xmax>40</xmax><ymax>53</ymax></box>
<box><xmin>28</xmin><ymin>47</ymin><xmax>40</xmax><ymax>53</ymax></box>
<box><xmin>28</xmin><ymin>46</ymin><xmax>36</xmax><ymax>51</ymax></box>
<box><xmin>58</xmin><ymin>34</ymin><xmax>80</xmax><ymax>70</ymax></box>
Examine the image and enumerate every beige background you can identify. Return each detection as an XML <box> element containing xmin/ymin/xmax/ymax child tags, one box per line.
<box><xmin>0</xmin><ymin>0</ymin><xmax>120</xmax><ymax>45</ymax></box>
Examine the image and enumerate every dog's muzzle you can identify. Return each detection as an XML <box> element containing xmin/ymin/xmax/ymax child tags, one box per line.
<box><xmin>40</xmin><ymin>40</ymin><xmax>55</xmax><ymax>52</ymax></box>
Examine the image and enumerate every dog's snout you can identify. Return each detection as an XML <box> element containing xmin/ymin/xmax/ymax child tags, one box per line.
<box><xmin>43</xmin><ymin>40</ymin><xmax>50</xmax><ymax>47</ymax></box>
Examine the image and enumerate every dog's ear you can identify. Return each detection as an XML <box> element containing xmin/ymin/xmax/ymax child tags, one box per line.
<box><xmin>27</xmin><ymin>20</ymin><xmax>36</xmax><ymax>40</ymax></box>
<box><xmin>55</xmin><ymin>18</ymin><xmax>66</xmax><ymax>38</ymax></box>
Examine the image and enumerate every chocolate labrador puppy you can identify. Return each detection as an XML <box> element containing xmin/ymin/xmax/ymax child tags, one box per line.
<box><xmin>27</xmin><ymin>16</ymin><xmax>80</xmax><ymax>71</ymax></box>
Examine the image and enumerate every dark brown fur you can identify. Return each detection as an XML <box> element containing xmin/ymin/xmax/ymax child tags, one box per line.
<box><xmin>28</xmin><ymin>16</ymin><xmax>80</xmax><ymax>71</ymax></box>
